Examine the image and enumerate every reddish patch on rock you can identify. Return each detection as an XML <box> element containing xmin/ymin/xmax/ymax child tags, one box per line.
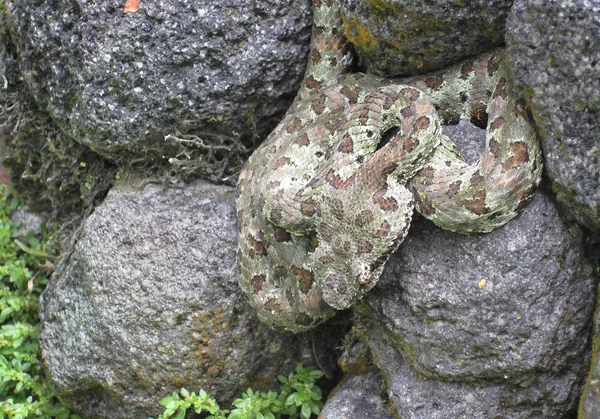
<box><xmin>489</xmin><ymin>116</ymin><xmax>505</xmax><ymax>131</ymax></box>
<box><xmin>373</xmin><ymin>187</ymin><xmax>398</xmax><ymax>211</ymax></box>
<box><xmin>251</xmin><ymin>274</ymin><xmax>266</xmax><ymax>293</ymax></box>
<box><xmin>358</xmin><ymin>239</ymin><xmax>374</xmax><ymax>253</ymax></box>
<box><xmin>375</xmin><ymin>221</ymin><xmax>391</xmax><ymax>237</ymax></box>
<box><xmin>469</xmin><ymin>189</ymin><xmax>488</xmax><ymax>215</ymax></box>
<box><xmin>274</xmin><ymin>227</ymin><xmax>291</xmax><ymax>242</ymax></box>
<box><xmin>355</xmin><ymin>209</ymin><xmax>374</xmax><ymax>227</ymax></box>
<box><xmin>425</xmin><ymin>74</ymin><xmax>444</xmax><ymax>89</ymax></box>
<box><xmin>292</xmin><ymin>265</ymin><xmax>314</xmax><ymax>294</ymax></box>
<box><xmin>338</xmin><ymin>134</ymin><xmax>354</xmax><ymax>153</ymax></box>
<box><xmin>414</xmin><ymin>116</ymin><xmax>430</xmax><ymax>130</ymax></box>
<box><xmin>326</xmin><ymin>170</ymin><xmax>355</xmax><ymax>190</ymax></box>
<box><xmin>268</xmin><ymin>181</ymin><xmax>281</xmax><ymax>189</ymax></box>
<box><xmin>503</xmin><ymin>142</ymin><xmax>529</xmax><ymax>170</ymax></box>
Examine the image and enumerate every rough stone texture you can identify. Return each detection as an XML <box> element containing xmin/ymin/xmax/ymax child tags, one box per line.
<box><xmin>441</xmin><ymin>119</ymin><xmax>486</xmax><ymax>165</ymax></box>
<box><xmin>6</xmin><ymin>0</ymin><xmax>312</xmax><ymax>179</ymax></box>
<box><xmin>365</xmin><ymin>328</ymin><xmax>585</xmax><ymax>418</ymax></box>
<box><xmin>357</xmin><ymin>190</ymin><xmax>595</xmax><ymax>417</ymax></box>
<box><xmin>319</xmin><ymin>373</ymin><xmax>394</xmax><ymax>419</ymax></box>
<box><xmin>39</xmin><ymin>180</ymin><xmax>344</xmax><ymax>419</ymax></box>
<box><xmin>507</xmin><ymin>0</ymin><xmax>600</xmax><ymax>232</ymax></box>
<box><xmin>580</xmin><ymin>295</ymin><xmax>600</xmax><ymax>419</ymax></box>
<box><xmin>340</xmin><ymin>0</ymin><xmax>513</xmax><ymax>77</ymax></box>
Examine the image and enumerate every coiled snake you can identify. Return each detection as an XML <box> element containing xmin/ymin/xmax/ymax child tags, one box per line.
<box><xmin>236</xmin><ymin>0</ymin><xmax>542</xmax><ymax>333</ymax></box>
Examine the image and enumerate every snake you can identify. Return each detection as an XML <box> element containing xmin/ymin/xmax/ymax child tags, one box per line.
<box><xmin>235</xmin><ymin>0</ymin><xmax>542</xmax><ymax>333</ymax></box>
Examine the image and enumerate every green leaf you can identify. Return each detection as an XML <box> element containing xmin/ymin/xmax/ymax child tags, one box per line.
<box><xmin>180</xmin><ymin>388</ymin><xmax>189</xmax><ymax>398</ymax></box>
<box><xmin>301</xmin><ymin>403</ymin><xmax>312</xmax><ymax>419</ymax></box>
<box><xmin>159</xmin><ymin>396</ymin><xmax>175</xmax><ymax>407</ymax></box>
<box><xmin>285</xmin><ymin>393</ymin><xmax>296</xmax><ymax>406</ymax></box>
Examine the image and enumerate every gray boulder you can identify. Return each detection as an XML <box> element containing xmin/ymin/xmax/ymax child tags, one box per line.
<box><xmin>39</xmin><ymin>179</ymin><xmax>343</xmax><ymax>418</ymax></box>
<box><xmin>319</xmin><ymin>373</ymin><xmax>394</xmax><ymax>419</ymax></box>
<box><xmin>356</xmin><ymin>190</ymin><xmax>595</xmax><ymax>417</ymax></box>
<box><xmin>507</xmin><ymin>0</ymin><xmax>600</xmax><ymax>231</ymax></box>
<box><xmin>7</xmin><ymin>0</ymin><xmax>312</xmax><ymax>180</ymax></box>
<box><xmin>580</xmin><ymin>301</ymin><xmax>600</xmax><ymax>419</ymax></box>
<box><xmin>339</xmin><ymin>0</ymin><xmax>513</xmax><ymax>76</ymax></box>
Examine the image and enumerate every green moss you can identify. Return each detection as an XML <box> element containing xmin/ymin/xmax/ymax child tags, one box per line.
<box><xmin>0</xmin><ymin>184</ymin><xmax>79</xmax><ymax>417</ymax></box>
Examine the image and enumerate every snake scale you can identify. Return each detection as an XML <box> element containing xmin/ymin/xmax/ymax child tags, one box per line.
<box><xmin>236</xmin><ymin>0</ymin><xmax>542</xmax><ymax>333</ymax></box>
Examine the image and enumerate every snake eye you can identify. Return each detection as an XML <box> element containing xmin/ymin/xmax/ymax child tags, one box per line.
<box><xmin>357</xmin><ymin>263</ymin><xmax>374</xmax><ymax>285</ymax></box>
<box><xmin>315</xmin><ymin>151</ymin><xmax>324</xmax><ymax>158</ymax></box>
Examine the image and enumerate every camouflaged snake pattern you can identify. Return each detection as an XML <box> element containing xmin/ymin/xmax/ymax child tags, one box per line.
<box><xmin>236</xmin><ymin>0</ymin><xmax>542</xmax><ymax>333</ymax></box>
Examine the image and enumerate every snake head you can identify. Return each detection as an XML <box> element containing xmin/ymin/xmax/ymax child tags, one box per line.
<box><xmin>356</xmin><ymin>262</ymin><xmax>374</xmax><ymax>285</ymax></box>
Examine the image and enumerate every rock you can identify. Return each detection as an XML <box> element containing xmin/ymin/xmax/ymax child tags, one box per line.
<box><xmin>365</xmin><ymin>327</ymin><xmax>585</xmax><ymax>418</ymax></box>
<box><xmin>6</xmin><ymin>0</ymin><xmax>313</xmax><ymax>179</ymax></box>
<box><xmin>319</xmin><ymin>372</ymin><xmax>394</xmax><ymax>419</ymax></box>
<box><xmin>579</xmin><ymin>297</ymin><xmax>600</xmax><ymax>419</ymax></box>
<box><xmin>506</xmin><ymin>0</ymin><xmax>600</xmax><ymax>231</ymax></box>
<box><xmin>356</xmin><ymin>191</ymin><xmax>595</xmax><ymax>417</ymax></box>
<box><xmin>10</xmin><ymin>207</ymin><xmax>45</xmax><ymax>237</ymax></box>
<box><xmin>39</xmin><ymin>179</ymin><xmax>344</xmax><ymax>418</ymax></box>
<box><xmin>339</xmin><ymin>0</ymin><xmax>513</xmax><ymax>76</ymax></box>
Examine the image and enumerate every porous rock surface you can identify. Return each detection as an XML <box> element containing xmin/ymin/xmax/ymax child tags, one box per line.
<box><xmin>339</xmin><ymin>0</ymin><xmax>513</xmax><ymax>76</ymax></box>
<box><xmin>357</xmin><ymin>191</ymin><xmax>595</xmax><ymax>417</ymax></box>
<box><xmin>581</xmin><ymin>305</ymin><xmax>600</xmax><ymax>419</ymax></box>
<box><xmin>39</xmin><ymin>180</ymin><xmax>343</xmax><ymax>418</ymax></box>
<box><xmin>507</xmin><ymin>0</ymin><xmax>600</xmax><ymax>231</ymax></box>
<box><xmin>6</xmin><ymin>0</ymin><xmax>312</xmax><ymax>176</ymax></box>
<box><xmin>318</xmin><ymin>373</ymin><xmax>394</xmax><ymax>419</ymax></box>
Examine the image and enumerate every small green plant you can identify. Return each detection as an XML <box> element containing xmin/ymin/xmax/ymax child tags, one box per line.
<box><xmin>155</xmin><ymin>364</ymin><xmax>325</xmax><ymax>419</ymax></box>
<box><xmin>0</xmin><ymin>184</ymin><xmax>78</xmax><ymax>418</ymax></box>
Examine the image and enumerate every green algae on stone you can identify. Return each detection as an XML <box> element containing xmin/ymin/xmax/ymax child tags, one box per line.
<box><xmin>340</xmin><ymin>0</ymin><xmax>512</xmax><ymax>76</ymax></box>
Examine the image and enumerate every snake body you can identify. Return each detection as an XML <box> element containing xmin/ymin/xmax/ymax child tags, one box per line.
<box><xmin>236</xmin><ymin>0</ymin><xmax>542</xmax><ymax>333</ymax></box>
